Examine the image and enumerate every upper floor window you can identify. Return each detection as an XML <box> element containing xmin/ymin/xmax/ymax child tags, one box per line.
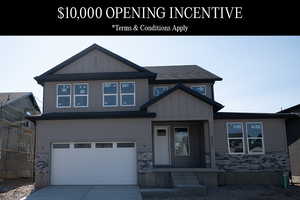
<box><xmin>103</xmin><ymin>82</ymin><xmax>118</xmax><ymax>107</ymax></box>
<box><xmin>57</xmin><ymin>84</ymin><xmax>71</xmax><ymax>108</ymax></box>
<box><xmin>74</xmin><ymin>83</ymin><xmax>88</xmax><ymax>107</ymax></box>
<box><xmin>120</xmin><ymin>82</ymin><xmax>135</xmax><ymax>106</ymax></box>
<box><xmin>153</xmin><ymin>86</ymin><xmax>168</xmax><ymax>97</ymax></box>
<box><xmin>227</xmin><ymin>122</ymin><xmax>244</xmax><ymax>154</ymax></box>
<box><xmin>246</xmin><ymin>122</ymin><xmax>264</xmax><ymax>154</ymax></box>
<box><xmin>191</xmin><ymin>85</ymin><xmax>206</xmax><ymax>96</ymax></box>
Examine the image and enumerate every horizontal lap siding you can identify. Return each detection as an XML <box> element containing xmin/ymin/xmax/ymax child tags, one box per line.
<box><xmin>36</xmin><ymin>118</ymin><xmax>151</xmax><ymax>153</ymax></box>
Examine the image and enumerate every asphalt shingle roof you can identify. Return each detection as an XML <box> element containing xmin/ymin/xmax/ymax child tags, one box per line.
<box><xmin>144</xmin><ymin>65</ymin><xmax>222</xmax><ymax>81</ymax></box>
<box><xmin>0</xmin><ymin>92</ymin><xmax>31</xmax><ymax>106</ymax></box>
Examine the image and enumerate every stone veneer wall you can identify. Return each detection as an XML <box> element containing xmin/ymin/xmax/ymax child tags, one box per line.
<box><xmin>205</xmin><ymin>153</ymin><xmax>211</xmax><ymax>168</ymax></box>
<box><xmin>35</xmin><ymin>153</ymin><xmax>50</xmax><ymax>188</ymax></box>
<box><xmin>215</xmin><ymin>152</ymin><xmax>290</xmax><ymax>172</ymax></box>
<box><xmin>137</xmin><ymin>151</ymin><xmax>153</xmax><ymax>171</ymax></box>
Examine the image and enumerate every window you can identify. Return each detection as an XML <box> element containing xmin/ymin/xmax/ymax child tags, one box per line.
<box><xmin>74</xmin><ymin>83</ymin><xmax>88</xmax><ymax>107</ymax></box>
<box><xmin>57</xmin><ymin>84</ymin><xmax>71</xmax><ymax>108</ymax></box>
<box><xmin>157</xmin><ymin>129</ymin><xmax>167</xmax><ymax>136</ymax></box>
<box><xmin>191</xmin><ymin>85</ymin><xmax>206</xmax><ymax>96</ymax></box>
<box><xmin>227</xmin><ymin>123</ymin><xmax>245</xmax><ymax>154</ymax></box>
<box><xmin>74</xmin><ymin>143</ymin><xmax>91</xmax><ymax>148</ymax></box>
<box><xmin>246</xmin><ymin>122</ymin><xmax>264</xmax><ymax>154</ymax></box>
<box><xmin>117</xmin><ymin>143</ymin><xmax>135</xmax><ymax>148</ymax></box>
<box><xmin>96</xmin><ymin>143</ymin><xmax>113</xmax><ymax>148</ymax></box>
<box><xmin>174</xmin><ymin>127</ymin><xmax>190</xmax><ymax>156</ymax></box>
<box><xmin>153</xmin><ymin>86</ymin><xmax>168</xmax><ymax>97</ymax></box>
<box><xmin>53</xmin><ymin>144</ymin><xmax>70</xmax><ymax>149</ymax></box>
<box><xmin>120</xmin><ymin>82</ymin><xmax>135</xmax><ymax>106</ymax></box>
<box><xmin>103</xmin><ymin>82</ymin><xmax>118</xmax><ymax>107</ymax></box>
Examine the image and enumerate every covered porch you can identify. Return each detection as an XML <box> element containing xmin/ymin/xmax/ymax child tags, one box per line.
<box><xmin>152</xmin><ymin>121</ymin><xmax>212</xmax><ymax>169</ymax></box>
<box><xmin>138</xmin><ymin>120</ymin><xmax>222</xmax><ymax>188</ymax></box>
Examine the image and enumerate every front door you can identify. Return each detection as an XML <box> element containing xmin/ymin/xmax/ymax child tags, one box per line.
<box><xmin>154</xmin><ymin>126</ymin><xmax>170</xmax><ymax>166</ymax></box>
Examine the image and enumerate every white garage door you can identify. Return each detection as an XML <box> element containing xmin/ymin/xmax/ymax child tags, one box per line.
<box><xmin>51</xmin><ymin>142</ymin><xmax>137</xmax><ymax>185</ymax></box>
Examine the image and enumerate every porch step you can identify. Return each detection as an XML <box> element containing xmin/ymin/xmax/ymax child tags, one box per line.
<box><xmin>171</xmin><ymin>172</ymin><xmax>203</xmax><ymax>188</ymax></box>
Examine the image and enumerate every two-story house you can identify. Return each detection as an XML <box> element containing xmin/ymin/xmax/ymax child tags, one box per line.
<box><xmin>0</xmin><ymin>92</ymin><xmax>40</xmax><ymax>179</ymax></box>
<box><xmin>29</xmin><ymin>44</ymin><xmax>297</xmax><ymax>188</ymax></box>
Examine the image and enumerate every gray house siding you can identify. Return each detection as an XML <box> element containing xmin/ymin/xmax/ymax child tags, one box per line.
<box><xmin>35</xmin><ymin>118</ymin><xmax>152</xmax><ymax>187</ymax></box>
<box><xmin>43</xmin><ymin>79</ymin><xmax>149</xmax><ymax>113</ymax></box>
<box><xmin>55</xmin><ymin>49</ymin><xmax>137</xmax><ymax>74</ymax></box>
<box><xmin>214</xmin><ymin>119</ymin><xmax>289</xmax><ymax>172</ymax></box>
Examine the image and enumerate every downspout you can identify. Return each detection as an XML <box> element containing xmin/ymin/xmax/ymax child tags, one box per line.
<box><xmin>32</xmin><ymin>120</ymin><xmax>37</xmax><ymax>183</ymax></box>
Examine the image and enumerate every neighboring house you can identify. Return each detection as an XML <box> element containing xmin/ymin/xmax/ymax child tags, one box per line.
<box><xmin>278</xmin><ymin>104</ymin><xmax>300</xmax><ymax>183</ymax></box>
<box><xmin>28</xmin><ymin>44</ymin><xmax>297</xmax><ymax>188</ymax></box>
<box><xmin>0</xmin><ymin>92</ymin><xmax>40</xmax><ymax>179</ymax></box>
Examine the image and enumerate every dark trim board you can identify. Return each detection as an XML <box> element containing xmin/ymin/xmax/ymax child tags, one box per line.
<box><xmin>149</xmin><ymin>79</ymin><xmax>218</xmax><ymax>84</ymax></box>
<box><xmin>141</xmin><ymin>83</ymin><xmax>224</xmax><ymax>112</ymax></box>
<box><xmin>27</xmin><ymin>111</ymin><xmax>156</xmax><ymax>121</ymax></box>
<box><xmin>35</xmin><ymin>72</ymin><xmax>156</xmax><ymax>85</ymax></box>
<box><xmin>214</xmin><ymin>112</ymin><xmax>299</xmax><ymax>119</ymax></box>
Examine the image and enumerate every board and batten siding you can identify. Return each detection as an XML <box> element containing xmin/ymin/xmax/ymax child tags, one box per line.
<box><xmin>148</xmin><ymin>90</ymin><xmax>214</xmax><ymax>121</ymax></box>
<box><xmin>55</xmin><ymin>49</ymin><xmax>137</xmax><ymax>74</ymax></box>
<box><xmin>43</xmin><ymin>79</ymin><xmax>149</xmax><ymax>113</ymax></box>
<box><xmin>214</xmin><ymin>118</ymin><xmax>288</xmax><ymax>154</ymax></box>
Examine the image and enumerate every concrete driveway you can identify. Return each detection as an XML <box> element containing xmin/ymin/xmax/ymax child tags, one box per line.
<box><xmin>25</xmin><ymin>185</ymin><xmax>142</xmax><ymax>200</ymax></box>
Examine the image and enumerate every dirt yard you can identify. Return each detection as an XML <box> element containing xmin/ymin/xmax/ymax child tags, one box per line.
<box><xmin>143</xmin><ymin>185</ymin><xmax>300</xmax><ymax>200</ymax></box>
<box><xmin>0</xmin><ymin>178</ymin><xmax>34</xmax><ymax>200</ymax></box>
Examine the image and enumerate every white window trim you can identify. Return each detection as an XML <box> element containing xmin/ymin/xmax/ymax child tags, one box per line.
<box><xmin>190</xmin><ymin>85</ymin><xmax>207</xmax><ymax>96</ymax></box>
<box><xmin>120</xmin><ymin>82</ymin><xmax>136</xmax><ymax>107</ymax></box>
<box><xmin>73</xmin><ymin>83</ymin><xmax>89</xmax><ymax>108</ymax></box>
<box><xmin>246</xmin><ymin>122</ymin><xmax>265</xmax><ymax>155</ymax></box>
<box><xmin>174</xmin><ymin>127</ymin><xmax>190</xmax><ymax>157</ymax></box>
<box><xmin>153</xmin><ymin>86</ymin><xmax>169</xmax><ymax>97</ymax></box>
<box><xmin>56</xmin><ymin>84</ymin><xmax>72</xmax><ymax>108</ymax></box>
<box><xmin>226</xmin><ymin>122</ymin><xmax>245</xmax><ymax>155</ymax></box>
<box><xmin>102</xmin><ymin>82</ymin><xmax>118</xmax><ymax>107</ymax></box>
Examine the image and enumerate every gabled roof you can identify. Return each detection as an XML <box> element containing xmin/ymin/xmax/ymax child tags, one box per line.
<box><xmin>278</xmin><ymin>104</ymin><xmax>300</xmax><ymax>113</ymax></box>
<box><xmin>140</xmin><ymin>83</ymin><xmax>224</xmax><ymax>112</ymax></box>
<box><xmin>214</xmin><ymin>112</ymin><xmax>298</xmax><ymax>119</ymax></box>
<box><xmin>0</xmin><ymin>92</ymin><xmax>40</xmax><ymax>112</ymax></box>
<box><xmin>145</xmin><ymin>65</ymin><xmax>222</xmax><ymax>83</ymax></box>
<box><xmin>35</xmin><ymin>44</ymin><xmax>155</xmax><ymax>84</ymax></box>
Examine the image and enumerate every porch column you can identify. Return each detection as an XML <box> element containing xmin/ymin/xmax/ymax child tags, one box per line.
<box><xmin>208</xmin><ymin>120</ymin><xmax>216</xmax><ymax>168</ymax></box>
<box><xmin>204</xmin><ymin>120</ymin><xmax>216</xmax><ymax>168</ymax></box>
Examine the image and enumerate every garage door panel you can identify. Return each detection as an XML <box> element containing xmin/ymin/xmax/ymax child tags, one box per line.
<box><xmin>51</xmin><ymin>142</ymin><xmax>137</xmax><ymax>185</ymax></box>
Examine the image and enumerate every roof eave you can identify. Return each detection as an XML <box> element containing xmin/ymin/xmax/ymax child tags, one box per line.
<box><xmin>214</xmin><ymin>112</ymin><xmax>299</xmax><ymax>119</ymax></box>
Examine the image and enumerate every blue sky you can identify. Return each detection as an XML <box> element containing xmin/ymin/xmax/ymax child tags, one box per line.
<box><xmin>0</xmin><ymin>36</ymin><xmax>299</xmax><ymax>112</ymax></box>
